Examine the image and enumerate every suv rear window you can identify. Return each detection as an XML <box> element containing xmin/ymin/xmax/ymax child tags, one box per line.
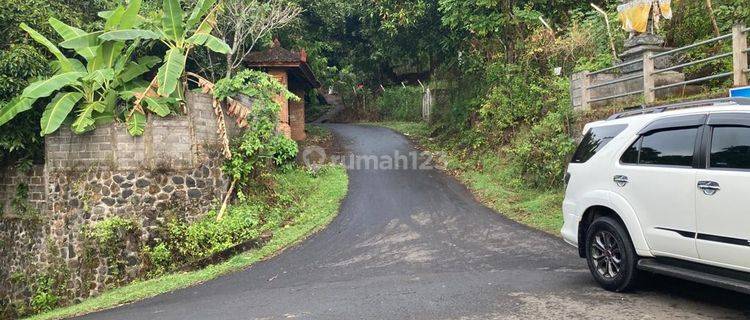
<box><xmin>571</xmin><ymin>124</ymin><xmax>627</xmax><ymax>163</ymax></box>
<box><xmin>620</xmin><ymin>127</ymin><xmax>698</xmax><ymax>167</ymax></box>
<box><xmin>640</xmin><ymin>128</ymin><xmax>697</xmax><ymax>166</ymax></box>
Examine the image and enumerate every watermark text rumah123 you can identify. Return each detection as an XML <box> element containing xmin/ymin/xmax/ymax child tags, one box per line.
<box><xmin>302</xmin><ymin>146</ymin><xmax>446</xmax><ymax>170</ymax></box>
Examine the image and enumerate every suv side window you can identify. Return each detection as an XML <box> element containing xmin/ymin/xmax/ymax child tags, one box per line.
<box><xmin>710</xmin><ymin>126</ymin><xmax>750</xmax><ymax>169</ymax></box>
<box><xmin>620</xmin><ymin>140</ymin><xmax>639</xmax><ymax>164</ymax></box>
<box><xmin>571</xmin><ymin>124</ymin><xmax>627</xmax><ymax>163</ymax></box>
<box><xmin>620</xmin><ymin>127</ymin><xmax>698</xmax><ymax>167</ymax></box>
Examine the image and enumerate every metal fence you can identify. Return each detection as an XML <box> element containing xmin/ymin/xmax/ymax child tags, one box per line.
<box><xmin>579</xmin><ymin>24</ymin><xmax>749</xmax><ymax>109</ymax></box>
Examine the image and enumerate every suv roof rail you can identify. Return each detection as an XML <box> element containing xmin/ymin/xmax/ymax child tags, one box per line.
<box><xmin>607</xmin><ymin>97</ymin><xmax>750</xmax><ymax>120</ymax></box>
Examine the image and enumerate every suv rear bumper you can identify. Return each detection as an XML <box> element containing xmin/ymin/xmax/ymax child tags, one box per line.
<box><xmin>561</xmin><ymin>199</ymin><xmax>580</xmax><ymax>248</ymax></box>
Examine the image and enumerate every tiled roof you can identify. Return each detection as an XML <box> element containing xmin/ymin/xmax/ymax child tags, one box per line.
<box><xmin>244</xmin><ymin>39</ymin><xmax>307</xmax><ymax>65</ymax></box>
<box><xmin>243</xmin><ymin>39</ymin><xmax>319</xmax><ymax>88</ymax></box>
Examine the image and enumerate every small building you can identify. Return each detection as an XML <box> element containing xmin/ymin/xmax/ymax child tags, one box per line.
<box><xmin>244</xmin><ymin>39</ymin><xmax>321</xmax><ymax>141</ymax></box>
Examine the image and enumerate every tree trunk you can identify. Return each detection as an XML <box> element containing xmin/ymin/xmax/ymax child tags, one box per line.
<box><xmin>705</xmin><ymin>0</ymin><xmax>721</xmax><ymax>36</ymax></box>
<box><xmin>225</xmin><ymin>53</ymin><xmax>234</xmax><ymax>78</ymax></box>
<box><xmin>217</xmin><ymin>179</ymin><xmax>236</xmax><ymax>221</ymax></box>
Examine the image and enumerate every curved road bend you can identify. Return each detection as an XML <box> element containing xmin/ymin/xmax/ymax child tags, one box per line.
<box><xmin>80</xmin><ymin>124</ymin><xmax>749</xmax><ymax>320</ymax></box>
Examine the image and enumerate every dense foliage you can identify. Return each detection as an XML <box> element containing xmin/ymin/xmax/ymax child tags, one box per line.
<box><xmin>216</xmin><ymin>70</ymin><xmax>300</xmax><ymax>186</ymax></box>
<box><xmin>0</xmin><ymin>0</ymin><xmax>111</xmax><ymax>164</ymax></box>
<box><xmin>280</xmin><ymin>0</ymin><xmax>749</xmax><ymax>187</ymax></box>
<box><xmin>376</xmin><ymin>86</ymin><xmax>423</xmax><ymax>122</ymax></box>
<box><xmin>0</xmin><ymin>0</ymin><xmax>232</xmax><ymax>165</ymax></box>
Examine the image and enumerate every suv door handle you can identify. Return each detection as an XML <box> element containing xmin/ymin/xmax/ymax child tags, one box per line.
<box><xmin>613</xmin><ymin>175</ymin><xmax>629</xmax><ymax>187</ymax></box>
<box><xmin>697</xmin><ymin>181</ymin><xmax>720</xmax><ymax>195</ymax></box>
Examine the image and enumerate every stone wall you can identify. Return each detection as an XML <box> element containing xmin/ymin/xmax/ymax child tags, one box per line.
<box><xmin>0</xmin><ymin>92</ymin><xmax>239</xmax><ymax>315</ymax></box>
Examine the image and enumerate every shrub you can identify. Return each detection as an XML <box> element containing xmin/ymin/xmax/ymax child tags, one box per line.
<box><xmin>224</xmin><ymin>129</ymin><xmax>299</xmax><ymax>185</ymax></box>
<box><xmin>30</xmin><ymin>276</ymin><xmax>60</xmax><ymax>314</ymax></box>
<box><xmin>84</xmin><ymin>217</ymin><xmax>138</xmax><ymax>248</ymax></box>
<box><xmin>82</xmin><ymin>217</ymin><xmax>139</xmax><ymax>280</ymax></box>
<box><xmin>507</xmin><ymin>107</ymin><xmax>576</xmax><ymax>188</ymax></box>
<box><xmin>213</xmin><ymin>69</ymin><xmax>297</xmax><ymax>105</ymax></box>
<box><xmin>268</xmin><ymin>134</ymin><xmax>299</xmax><ymax>167</ymax></box>
<box><xmin>215</xmin><ymin>69</ymin><xmax>300</xmax><ymax>183</ymax></box>
<box><xmin>141</xmin><ymin>243</ymin><xmax>172</xmax><ymax>277</ymax></box>
<box><xmin>0</xmin><ymin>44</ymin><xmax>50</xmax><ymax>165</ymax></box>
<box><xmin>162</xmin><ymin>205</ymin><xmax>264</xmax><ymax>264</ymax></box>
<box><xmin>376</xmin><ymin>86</ymin><xmax>423</xmax><ymax>121</ymax></box>
<box><xmin>479</xmin><ymin>63</ymin><xmax>547</xmax><ymax>135</ymax></box>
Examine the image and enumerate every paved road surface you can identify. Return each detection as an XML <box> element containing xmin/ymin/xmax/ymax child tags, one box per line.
<box><xmin>80</xmin><ymin>124</ymin><xmax>750</xmax><ymax>320</ymax></box>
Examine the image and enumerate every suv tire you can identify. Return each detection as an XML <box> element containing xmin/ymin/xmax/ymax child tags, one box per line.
<box><xmin>585</xmin><ymin>216</ymin><xmax>638</xmax><ymax>292</ymax></box>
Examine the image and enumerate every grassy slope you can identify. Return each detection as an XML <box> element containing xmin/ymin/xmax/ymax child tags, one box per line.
<box><xmin>374</xmin><ymin>121</ymin><xmax>564</xmax><ymax>235</ymax></box>
<box><xmin>28</xmin><ymin>165</ymin><xmax>348</xmax><ymax>320</ymax></box>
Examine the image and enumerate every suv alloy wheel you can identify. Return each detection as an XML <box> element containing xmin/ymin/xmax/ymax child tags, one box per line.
<box><xmin>585</xmin><ymin>216</ymin><xmax>638</xmax><ymax>292</ymax></box>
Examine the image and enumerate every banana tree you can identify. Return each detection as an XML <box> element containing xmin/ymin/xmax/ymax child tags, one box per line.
<box><xmin>0</xmin><ymin>0</ymin><xmax>171</xmax><ymax>136</ymax></box>
<box><xmin>126</xmin><ymin>0</ymin><xmax>230</xmax><ymax>124</ymax></box>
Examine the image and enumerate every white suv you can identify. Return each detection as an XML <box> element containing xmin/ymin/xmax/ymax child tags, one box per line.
<box><xmin>562</xmin><ymin>97</ymin><xmax>750</xmax><ymax>293</ymax></box>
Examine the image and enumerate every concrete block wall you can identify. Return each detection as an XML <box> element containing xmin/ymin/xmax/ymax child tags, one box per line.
<box><xmin>0</xmin><ymin>165</ymin><xmax>46</xmax><ymax>217</ymax></box>
<box><xmin>44</xmin><ymin>125</ymin><xmax>118</xmax><ymax>170</ymax></box>
<box><xmin>148</xmin><ymin>114</ymin><xmax>193</xmax><ymax>169</ymax></box>
<box><xmin>45</xmin><ymin>92</ymin><xmax>229</xmax><ymax>172</ymax></box>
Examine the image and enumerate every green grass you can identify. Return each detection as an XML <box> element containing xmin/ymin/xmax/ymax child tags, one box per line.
<box><xmin>372</xmin><ymin>121</ymin><xmax>564</xmax><ymax>235</ymax></box>
<box><xmin>27</xmin><ymin>165</ymin><xmax>348</xmax><ymax>320</ymax></box>
<box><xmin>304</xmin><ymin>124</ymin><xmax>333</xmax><ymax>144</ymax></box>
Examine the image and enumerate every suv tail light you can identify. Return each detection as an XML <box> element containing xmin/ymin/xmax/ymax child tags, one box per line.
<box><xmin>564</xmin><ymin>172</ymin><xmax>571</xmax><ymax>185</ymax></box>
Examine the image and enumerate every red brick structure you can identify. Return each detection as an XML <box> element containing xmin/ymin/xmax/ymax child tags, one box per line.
<box><xmin>245</xmin><ymin>40</ymin><xmax>321</xmax><ymax>141</ymax></box>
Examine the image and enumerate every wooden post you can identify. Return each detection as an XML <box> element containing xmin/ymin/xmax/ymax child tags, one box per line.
<box><xmin>422</xmin><ymin>88</ymin><xmax>432</xmax><ymax>123</ymax></box>
<box><xmin>580</xmin><ymin>71</ymin><xmax>591</xmax><ymax>110</ymax></box>
<box><xmin>643</xmin><ymin>52</ymin><xmax>656</xmax><ymax>104</ymax></box>
<box><xmin>732</xmin><ymin>24</ymin><xmax>748</xmax><ymax>87</ymax></box>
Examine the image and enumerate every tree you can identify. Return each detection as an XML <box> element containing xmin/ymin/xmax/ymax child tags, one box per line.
<box><xmin>216</xmin><ymin>0</ymin><xmax>302</xmax><ymax>78</ymax></box>
<box><xmin>705</xmin><ymin>0</ymin><xmax>721</xmax><ymax>36</ymax></box>
<box><xmin>124</xmin><ymin>0</ymin><xmax>231</xmax><ymax>132</ymax></box>
<box><xmin>0</xmin><ymin>0</ymin><xmax>165</xmax><ymax>137</ymax></box>
<box><xmin>0</xmin><ymin>0</ymin><xmax>110</xmax><ymax>164</ymax></box>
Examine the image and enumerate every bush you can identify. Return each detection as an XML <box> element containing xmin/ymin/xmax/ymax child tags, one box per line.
<box><xmin>224</xmin><ymin>129</ymin><xmax>299</xmax><ymax>185</ymax></box>
<box><xmin>30</xmin><ymin>276</ymin><xmax>60</xmax><ymax>314</ymax></box>
<box><xmin>507</xmin><ymin>107</ymin><xmax>576</xmax><ymax>188</ymax></box>
<box><xmin>215</xmin><ymin>69</ymin><xmax>300</xmax><ymax>184</ymax></box>
<box><xmin>0</xmin><ymin>44</ymin><xmax>50</xmax><ymax>165</ymax></box>
<box><xmin>376</xmin><ymin>86</ymin><xmax>423</xmax><ymax>121</ymax></box>
<box><xmin>82</xmin><ymin>217</ymin><xmax>139</xmax><ymax>280</ymax></box>
<box><xmin>479</xmin><ymin>63</ymin><xmax>547</xmax><ymax>134</ymax></box>
<box><xmin>141</xmin><ymin>243</ymin><xmax>172</xmax><ymax>277</ymax></box>
<box><xmin>165</xmin><ymin>207</ymin><xmax>264</xmax><ymax>263</ymax></box>
<box><xmin>142</xmin><ymin>194</ymin><xmax>286</xmax><ymax>272</ymax></box>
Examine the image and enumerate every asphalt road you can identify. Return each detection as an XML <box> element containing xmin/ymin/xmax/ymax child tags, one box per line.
<box><xmin>80</xmin><ymin>124</ymin><xmax>750</xmax><ymax>320</ymax></box>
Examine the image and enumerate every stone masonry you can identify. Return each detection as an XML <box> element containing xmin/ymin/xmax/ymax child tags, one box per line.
<box><xmin>0</xmin><ymin>92</ymin><xmax>240</xmax><ymax>313</ymax></box>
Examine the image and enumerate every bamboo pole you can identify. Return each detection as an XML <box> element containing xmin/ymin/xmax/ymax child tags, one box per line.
<box><xmin>591</xmin><ymin>3</ymin><xmax>618</xmax><ymax>61</ymax></box>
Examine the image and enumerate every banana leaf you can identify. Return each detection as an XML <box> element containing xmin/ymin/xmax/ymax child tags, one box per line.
<box><xmin>162</xmin><ymin>0</ymin><xmax>184</xmax><ymax>41</ymax></box>
<box><xmin>126</xmin><ymin>110</ymin><xmax>147</xmax><ymax>136</ymax></box>
<box><xmin>20</xmin><ymin>23</ymin><xmax>74</xmax><ymax>73</ymax></box>
<box><xmin>0</xmin><ymin>98</ymin><xmax>35</xmax><ymax>126</ymax></box>
<box><xmin>21</xmin><ymin>72</ymin><xmax>85</xmax><ymax>99</ymax></box>
<box><xmin>156</xmin><ymin>48</ymin><xmax>186</xmax><ymax>96</ymax></box>
<box><xmin>40</xmin><ymin>92</ymin><xmax>84</xmax><ymax>136</ymax></box>
<box><xmin>186</xmin><ymin>33</ymin><xmax>230</xmax><ymax>54</ymax></box>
